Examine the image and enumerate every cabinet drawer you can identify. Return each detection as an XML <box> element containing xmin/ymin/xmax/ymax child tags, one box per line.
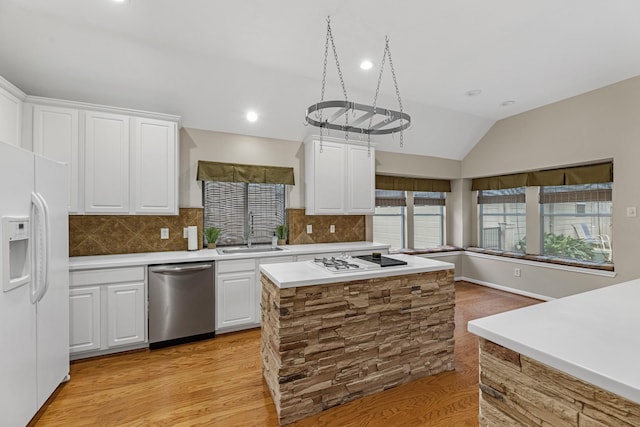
<box><xmin>70</xmin><ymin>266</ymin><xmax>145</xmax><ymax>287</ymax></box>
<box><xmin>216</xmin><ymin>259</ymin><xmax>256</xmax><ymax>273</ymax></box>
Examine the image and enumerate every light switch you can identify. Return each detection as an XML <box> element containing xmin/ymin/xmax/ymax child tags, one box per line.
<box><xmin>183</xmin><ymin>227</ymin><xmax>189</xmax><ymax>238</ymax></box>
<box><xmin>306</xmin><ymin>224</ymin><xmax>313</xmax><ymax>234</ymax></box>
<box><xmin>160</xmin><ymin>228</ymin><xmax>169</xmax><ymax>239</ymax></box>
<box><xmin>330</xmin><ymin>225</ymin><xmax>335</xmax><ymax>233</ymax></box>
<box><xmin>627</xmin><ymin>207</ymin><xmax>637</xmax><ymax>217</ymax></box>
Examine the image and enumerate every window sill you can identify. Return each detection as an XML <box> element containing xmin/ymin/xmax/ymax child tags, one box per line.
<box><xmin>465</xmin><ymin>247</ymin><xmax>615</xmax><ymax>275</ymax></box>
<box><xmin>390</xmin><ymin>245</ymin><xmax>463</xmax><ymax>255</ymax></box>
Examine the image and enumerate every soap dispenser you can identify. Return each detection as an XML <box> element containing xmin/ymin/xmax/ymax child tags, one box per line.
<box><xmin>272</xmin><ymin>232</ymin><xmax>278</xmax><ymax>247</ymax></box>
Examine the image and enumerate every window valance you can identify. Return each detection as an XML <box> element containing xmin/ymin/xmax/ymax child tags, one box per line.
<box><xmin>376</xmin><ymin>175</ymin><xmax>451</xmax><ymax>192</ymax></box>
<box><xmin>197</xmin><ymin>161</ymin><xmax>295</xmax><ymax>185</ymax></box>
<box><xmin>471</xmin><ymin>162</ymin><xmax>613</xmax><ymax>191</ymax></box>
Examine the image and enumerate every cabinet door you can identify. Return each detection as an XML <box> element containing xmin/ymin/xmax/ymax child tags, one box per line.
<box><xmin>346</xmin><ymin>144</ymin><xmax>375</xmax><ymax>214</ymax></box>
<box><xmin>69</xmin><ymin>286</ymin><xmax>101</xmax><ymax>354</ymax></box>
<box><xmin>216</xmin><ymin>271</ymin><xmax>256</xmax><ymax>330</ymax></box>
<box><xmin>32</xmin><ymin>105</ymin><xmax>80</xmax><ymax>212</ymax></box>
<box><xmin>0</xmin><ymin>83</ymin><xmax>22</xmax><ymax>147</ymax></box>
<box><xmin>84</xmin><ymin>111</ymin><xmax>130</xmax><ymax>213</ymax></box>
<box><xmin>106</xmin><ymin>282</ymin><xmax>145</xmax><ymax>348</ymax></box>
<box><xmin>132</xmin><ymin>117</ymin><xmax>177</xmax><ymax>214</ymax></box>
<box><xmin>308</xmin><ymin>140</ymin><xmax>346</xmax><ymax>214</ymax></box>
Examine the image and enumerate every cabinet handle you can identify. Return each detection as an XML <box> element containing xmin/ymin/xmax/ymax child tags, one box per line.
<box><xmin>152</xmin><ymin>264</ymin><xmax>213</xmax><ymax>274</ymax></box>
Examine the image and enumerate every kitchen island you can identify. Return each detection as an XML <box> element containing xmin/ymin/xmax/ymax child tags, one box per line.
<box><xmin>259</xmin><ymin>254</ymin><xmax>455</xmax><ymax>425</ymax></box>
<box><xmin>468</xmin><ymin>279</ymin><xmax>640</xmax><ymax>426</ymax></box>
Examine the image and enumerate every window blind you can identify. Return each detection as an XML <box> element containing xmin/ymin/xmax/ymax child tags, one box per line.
<box><xmin>477</xmin><ymin>187</ymin><xmax>526</xmax><ymax>204</ymax></box>
<box><xmin>203</xmin><ymin>181</ymin><xmax>285</xmax><ymax>245</ymax></box>
<box><xmin>375</xmin><ymin>189</ymin><xmax>406</xmax><ymax>207</ymax></box>
<box><xmin>539</xmin><ymin>183</ymin><xmax>612</xmax><ymax>204</ymax></box>
<box><xmin>413</xmin><ymin>191</ymin><xmax>445</xmax><ymax>206</ymax></box>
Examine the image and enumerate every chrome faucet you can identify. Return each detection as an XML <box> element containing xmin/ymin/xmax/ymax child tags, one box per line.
<box><xmin>247</xmin><ymin>211</ymin><xmax>255</xmax><ymax>247</ymax></box>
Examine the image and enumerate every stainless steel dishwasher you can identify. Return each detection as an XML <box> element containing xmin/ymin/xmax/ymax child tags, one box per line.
<box><xmin>148</xmin><ymin>262</ymin><xmax>215</xmax><ymax>348</ymax></box>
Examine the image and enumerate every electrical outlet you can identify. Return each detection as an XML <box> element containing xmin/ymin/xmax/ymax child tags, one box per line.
<box><xmin>160</xmin><ymin>228</ymin><xmax>169</xmax><ymax>239</ymax></box>
<box><xmin>183</xmin><ymin>227</ymin><xmax>189</xmax><ymax>238</ymax></box>
<box><xmin>514</xmin><ymin>268</ymin><xmax>521</xmax><ymax>277</ymax></box>
<box><xmin>306</xmin><ymin>224</ymin><xmax>313</xmax><ymax>234</ymax></box>
<box><xmin>330</xmin><ymin>224</ymin><xmax>335</xmax><ymax>233</ymax></box>
<box><xmin>627</xmin><ymin>207</ymin><xmax>637</xmax><ymax>217</ymax></box>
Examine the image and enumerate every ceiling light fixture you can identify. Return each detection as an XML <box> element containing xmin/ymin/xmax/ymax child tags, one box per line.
<box><xmin>360</xmin><ymin>60</ymin><xmax>373</xmax><ymax>70</ymax></box>
<box><xmin>500</xmin><ymin>100</ymin><xmax>516</xmax><ymax>107</ymax></box>
<box><xmin>305</xmin><ymin>17</ymin><xmax>411</xmax><ymax>149</ymax></box>
<box><xmin>246</xmin><ymin>111</ymin><xmax>258</xmax><ymax>122</ymax></box>
<box><xmin>465</xmin><ymin>89</ymin><xmax>482</xmax><ymax>97</ymax></box>
<box><xmin>112</xmin><ymin>0</ymin><xmax>128</xmax><ymax>3</ymax></box>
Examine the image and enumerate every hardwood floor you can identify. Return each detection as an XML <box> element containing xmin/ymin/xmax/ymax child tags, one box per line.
<box><xmin>32</xmin><ymin>282</ymin><xmax>539</xmax><ymax>427</ymax></box>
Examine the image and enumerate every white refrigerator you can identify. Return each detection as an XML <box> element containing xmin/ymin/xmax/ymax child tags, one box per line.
<box><xmin>0</xmin><ymin>141</ymin><xmax>70</xmax><ymax>426</ymax></box>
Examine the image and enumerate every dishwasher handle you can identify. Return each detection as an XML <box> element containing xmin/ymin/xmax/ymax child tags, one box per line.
<box><xmin>152</xmin><ymin>264</ymin><xmax>213</xmax><ymax>274</ymax></box>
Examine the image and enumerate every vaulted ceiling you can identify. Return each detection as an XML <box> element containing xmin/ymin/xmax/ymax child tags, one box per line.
<box><xmin>2</xmin><ymin>0</ymin><xmax>640</xmax><ymax>159</ymax></box>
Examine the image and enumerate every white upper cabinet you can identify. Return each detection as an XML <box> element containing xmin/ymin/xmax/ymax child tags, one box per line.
<box><xmin>84</xmin><ymin>111</ymin><xmax>131</xmax><ymax>214</ymax></box>
<box><xmin>0</xmin><ymin>76</ymin><xmax>24</xmax><ymax>147</ymax></box>
<box><xmin>346</xmin><ymin>144</ymin><xmax>375</xmax><ymax>213</ymax></box>
<box><xmin>132</xmin><ymin>117</ymin><xmax>178</xmax><ymax>214</ymax></box>
<box><xmin>32</xmin><ymin>105</ymin><xmax>80</xmax><ymax>212</ymax></box>
<box><xmin>305</xmin><ymin>138</ymin><xmax>375</xmax><ymax>215</ymax></box>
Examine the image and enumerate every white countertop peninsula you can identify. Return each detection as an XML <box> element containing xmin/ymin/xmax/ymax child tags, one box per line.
<box><xmin>468</xmin><ymin>279</ymin><xmax>640</xmax><ymax>425</ymax></box>
<box><xmin>69</xmin><ymin>241</ymin><xmax>391</xmax><ymax>270</ymax></box>
<box><xmin>260</xmin><ymin>254</ymin><xmax>454</xmax><ymax>288</ymax></box>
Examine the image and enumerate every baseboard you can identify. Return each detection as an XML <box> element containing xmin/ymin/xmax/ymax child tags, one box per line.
<box><xmin>457</xmin><ymin>276</ymin><xmax>554</xmax><ymax>301</ymax></box>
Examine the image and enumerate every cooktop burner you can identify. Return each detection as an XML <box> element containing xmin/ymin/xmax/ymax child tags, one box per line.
<box><xmin>312</xmin><ymin>257</ymin><xmax>363</xmax><ymax>272</ymax></box>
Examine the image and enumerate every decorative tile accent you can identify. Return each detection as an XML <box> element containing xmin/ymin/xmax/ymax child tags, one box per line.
<box><xmin>286</xmin><ymin>208</ymin><xmax>366</xmax><ymax>245</ymax></box>
<box><xmin>261</xmin><ymin>269</ymin><xmax>456</xmax><ymax>425</ymax></box>
<box><xmin>69</xmin><ymin>208</ymin><xmax>203</xmax><ymax>256</ymax></box>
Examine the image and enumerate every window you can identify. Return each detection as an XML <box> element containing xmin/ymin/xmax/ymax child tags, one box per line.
<box><xmin>373</xmin><ymin>190</ymin><xmax>445</xmax><ymax>250</ymax></box>
<box><xmin>372</xmin><ymin>190</ymin><xmax>406</xmax><ymax>250</ymax></box>
<box><xmin>540</xmin><ymin>183</ymin><xmax>612</xmax><ymax>263</ymax></box>
<box><xmin>414</xmin><ymin>192</ymin><xmax>445</xmax><ymax>248</ymax></box>
<box><xmin>478</xmin><ymin>188</ymin><xmax>526</xmax><ymax>252</ymax></box>
<box><xmin>203</xmin><ymin>181</ymin><xmax>285</xmax><ymax>246</ymax></box>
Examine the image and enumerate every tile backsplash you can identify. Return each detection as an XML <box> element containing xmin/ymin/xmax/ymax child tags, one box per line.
<box><xmin>70</xmin><ymin>208</ymin><xmax>366</xmax><ymax>256</ymax></box>
<box><xmin>286</xmin><ymin>208</ymin><xmax>366</xmax><ymax>245</ymax></box>
<box><xmin>69</xmin><ymin>208</ymin><xmax>203</xmax><ymax>256</ymax></box>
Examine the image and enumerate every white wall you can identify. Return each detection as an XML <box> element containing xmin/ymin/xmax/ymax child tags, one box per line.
<box><xmin>179</xmin><ymin>128</ymin><xmax>305</xmax><ymax>209</ymax></box>
<box><xmin>460</xmin><ymin>75</ymin><xmax>640</xmax><ymax>296</ymax></box>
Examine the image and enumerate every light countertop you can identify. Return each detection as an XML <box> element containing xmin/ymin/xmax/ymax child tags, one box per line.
<box><xmin>259</xmin><ymin>254</ymin><xmax>454</xmax><ymax>288</ymax></box>
<box><xmin>69</xmin><ymin>241</ymin><xmax>390</xmax><ymax>270</ymax></box>
<box><xmin>468</xmin><ymin>279</ymin><xmax>640</xmax><ymax>404</ymax></box>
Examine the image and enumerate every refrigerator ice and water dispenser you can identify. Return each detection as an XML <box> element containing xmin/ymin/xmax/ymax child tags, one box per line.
<box><xmin>2</xmin><ymin>216</ymin><xmax>30</xmax><ymax>292</ymax></box>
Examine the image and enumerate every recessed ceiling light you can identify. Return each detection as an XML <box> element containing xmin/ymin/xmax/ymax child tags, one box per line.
<box><xmin>465</xmin><ymin>89</ymin><xmax>482</xmax><ymax>97</ymax></box>
<box><xmin>360</xmin><ymin>60</ymin><xmax>373</xmax><ymax>71</ymax></box>
<box><xmin>500</xmin><ymin>100</ymin><xmax>516</xmax><ymax>107</ymax></box>
<box><xmin>246</xmin><ymin>111</ymin><xmax>258</xmax><ymax>122</ymax></box>
<box><xmin>112</xmin><ymin>0</ymin><xmax>128</xmax><ymax>3</ymax></box>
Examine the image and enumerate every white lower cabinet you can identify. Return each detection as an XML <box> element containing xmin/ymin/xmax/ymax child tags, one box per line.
<box><xmin>69</xmin><ymin>286</ymin><xmax>101</xmax><ymax>353</ymax></box>
<box><xmin>69</xmin><ymin>266</ymin><xmax>146</xmax><ymax>359</ymax></box>
<box><xmin>216</xmin><ymin>271</ymin><xmax>256</xmax><ymax>330</ymax></box>
<box><xmin>106</xmin><ymin>282</ymin><xmax>145</xmax><ymax>347</ymax></box>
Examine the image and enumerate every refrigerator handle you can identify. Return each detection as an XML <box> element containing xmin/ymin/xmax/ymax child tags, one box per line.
<box><xmin>30</xmin><ymin>192</ymin><xmax>50</xmax><ymax>304</ymax></box>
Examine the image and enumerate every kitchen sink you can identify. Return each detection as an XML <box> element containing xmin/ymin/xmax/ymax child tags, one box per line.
<box><xmin>217</xmin><ymin>246</ymin><xmax>285</xmax><ymax>255</ymax></box>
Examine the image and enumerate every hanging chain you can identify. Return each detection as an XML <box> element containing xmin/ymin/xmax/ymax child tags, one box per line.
<box><xmin>318</xmin><ymin>17</ymin><xmax>331</xmax><ymax>152</ymax></box>
<box><xmin>325</xmin><ymin>16</ymin><xmax>350</xmax><ymax>141</ymax></box>
<box><xmin>385</xmin><ymin>36</ymin><xmax>405</xmax><ymax>148</ymax></box>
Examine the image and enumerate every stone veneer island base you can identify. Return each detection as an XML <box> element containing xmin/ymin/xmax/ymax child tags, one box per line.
<box><xmin>479</xmin><ymin>338</ymin><xmax>640</xmax><ymax>426</ymax></box>
<box><xmin>260</xmin><ymin>268</ymin><xmax>455</xmax><ymax>425</ymax></box>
